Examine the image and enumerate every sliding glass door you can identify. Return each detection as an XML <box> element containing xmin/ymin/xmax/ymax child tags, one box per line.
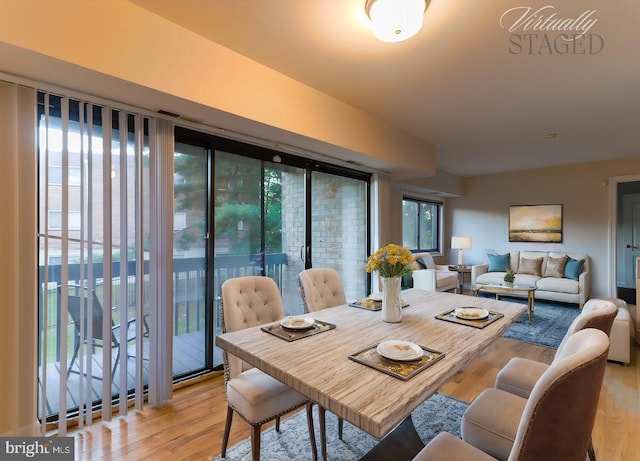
<box><xmin>175</xmin><ymin>127</ymin><xmax>370</xmax><ymax>368</ymax></box>
<box><xmin>310</xmin><ymin>171</ymin><xmax>369</xmax><ymax>301</ymax></box>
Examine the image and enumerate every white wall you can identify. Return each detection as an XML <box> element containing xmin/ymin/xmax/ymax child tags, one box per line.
<box><xmin>446</xmin><ymin>157</ymin><xmax>640</xmax><ymax>298</ymax></box>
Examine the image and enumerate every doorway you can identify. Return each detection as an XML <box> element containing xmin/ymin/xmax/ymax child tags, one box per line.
<box><xmin>615</xmin><ymin>180</ymin><xmax>640</xmax><ymax>304</ymax></box>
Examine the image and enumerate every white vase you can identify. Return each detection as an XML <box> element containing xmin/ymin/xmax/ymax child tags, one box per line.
<box><xmin>503</xmin><ymin>281</ymin><xmax>514</xmax><ymax>288</ymax></box>
<box><xmin>381</xmin><ymin>276</ymin><xmax>402</xmax><ymax>323</ymax></box>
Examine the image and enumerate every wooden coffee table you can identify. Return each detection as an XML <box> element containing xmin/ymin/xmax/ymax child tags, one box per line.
<box><xmin>474</xmin><ymin>284</ymin><xmax>536</xmax><ymax>323</ymax></box>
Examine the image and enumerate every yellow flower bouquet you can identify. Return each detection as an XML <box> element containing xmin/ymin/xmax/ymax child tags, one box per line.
<box><xmin>365</xmin><ymin>243</ymin><xmax>417</xmax><ymax>278</ymax></box>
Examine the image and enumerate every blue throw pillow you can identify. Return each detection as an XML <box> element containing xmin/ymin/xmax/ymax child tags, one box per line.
<box><xmin>564</xmin><ymin>257</ymin><xmax>585</xmax><ymax>280</ymax></box>
<box><xmin>487</xmin><ymin>253</ymin><xmax>510</xmax><ymax>272</ymax></box>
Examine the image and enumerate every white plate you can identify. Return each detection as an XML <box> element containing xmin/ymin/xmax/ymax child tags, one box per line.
<box><xmin>454</xmin><ymin>307</ymin><xmax>489</xmax><ymax>320</ymax></box>
<box><xmin>280</xmin><ymin>316</ymin><xmax>315</xmax><ymax>330</ymax></box>
<box><xmin>376</xmin><ymin>340</ymin><xmax>424</xmax><ymax>361</ymax></box>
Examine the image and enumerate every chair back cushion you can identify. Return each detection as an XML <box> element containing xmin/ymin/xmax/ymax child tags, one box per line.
<box><xmin>299</xmin><ymin>268</ymin><xmax>347</xmax><ymax>312</ymax></box>
<box><xmin>221</xmin><ymin>276</ymin><xmax>285</xmax><ymax>379</ymax></box>
<box><xmin>556</xmin><ymin>298</ymin><xmax>617</xmax><ymax>353</ymax></box>
<box><xmin>509</xmin><ymin>328</ymin><xmax>609</xmax><ymax>461</ymax></box>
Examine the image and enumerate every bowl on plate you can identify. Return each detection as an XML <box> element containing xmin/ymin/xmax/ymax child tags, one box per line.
<box><xmin>454</xmin><ymin>307</ymin><xmax>489</xmax><ymax>320</ymax></box>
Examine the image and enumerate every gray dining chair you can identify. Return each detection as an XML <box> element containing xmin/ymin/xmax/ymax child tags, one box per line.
<box><xmin>299</xmin><ymin>267</ymin><xmax>347</xmax><ymax>459</ymax></box>
<box><xmin>495</xmin><ymin>298</ymin><xmax>617</xmax><ymax>399</ymax></box>
<box><xmin>413</xmin><ymin>328</ymin><xmax>610</xmax><ymax>461</ymax></box>
<box><xmin>220</xmin><ymin>276</ymin><xmax>318</xmax><ymax>461</ymax></box>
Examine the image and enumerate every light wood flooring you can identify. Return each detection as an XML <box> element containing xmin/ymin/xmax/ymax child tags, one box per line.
<box><xmin>71</xmin><ymin>333</ymin><xmax>640</xmax><ymax>461</ymax></box>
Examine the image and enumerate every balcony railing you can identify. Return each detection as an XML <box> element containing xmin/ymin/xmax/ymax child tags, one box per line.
<box><xmin>38</xmin><ymin>253</ymin><xmax>287</xmax><ymax>365</ymax></box>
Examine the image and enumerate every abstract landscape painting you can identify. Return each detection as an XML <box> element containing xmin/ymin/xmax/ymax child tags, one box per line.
<box><xmin>509</xmin><ymin>204</ymin><xmax>562</xmax><ymax>243</ymax></box>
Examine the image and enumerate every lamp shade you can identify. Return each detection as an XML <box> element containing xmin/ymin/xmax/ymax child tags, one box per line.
<box><xmin>365</xmin><ymin>0</ymin><xmax>428</xmax><ymax>43</ymax></box>
<box><xmin>451</xmin><ymin>236</ymin><xmax>472</xmax><ymax>250</ymax></box>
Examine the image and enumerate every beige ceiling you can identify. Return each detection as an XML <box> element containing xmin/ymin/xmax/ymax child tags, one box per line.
<box><xmin>131</xmin><ymin>0</ymin><xmax>640</xmax><ymax>177</ymax></box>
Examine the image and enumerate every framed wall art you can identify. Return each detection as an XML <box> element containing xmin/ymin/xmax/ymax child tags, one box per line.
<box><xmin>509</xmin><ymin>204</ymin><xmax>563</xmax><ymax>243</ymax></box>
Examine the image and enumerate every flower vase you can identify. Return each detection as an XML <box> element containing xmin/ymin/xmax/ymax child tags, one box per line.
<box><xmin>381</xmin><ymin>276</ymin><xmax>402</xmax><ymax>323</ymax></box>
<box><xmin>503</xmin><ymin>281</ymin><xmax>514</xmax><ymax>288</ymax></box>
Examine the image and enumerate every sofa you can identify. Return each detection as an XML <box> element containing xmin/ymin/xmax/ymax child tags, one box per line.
<box><xmin>410</xmin><ymin>252</ymin><xmax>458</xmax><ymax>292</ymax></box>
<box><xmin>471</xmin><ymin>250</ymin><xmax>590</xmax><ymax>307</ymax></box>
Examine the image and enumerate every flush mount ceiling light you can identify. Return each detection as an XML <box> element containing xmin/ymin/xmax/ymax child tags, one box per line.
<box><xmin>365</xmin><ymin>0</ymin><xmax>429</xmax><ymax>43</ymax></box>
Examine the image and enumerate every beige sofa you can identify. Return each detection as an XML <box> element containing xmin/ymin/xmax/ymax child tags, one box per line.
<box><xmin>471</xmin><ymin>250</ymin><xmax>590</xmax><ymax>307</ymax></box>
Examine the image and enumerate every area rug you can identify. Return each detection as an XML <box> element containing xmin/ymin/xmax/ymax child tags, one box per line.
<box><xmin>500</xmin><ymin>298</ymin><xmax>580</xmax><ymax>349</ymax></box>
<box><xmin>210</xmin><ymin>392</ymin><xmax>467</xmax><ymax>460</ymax></box>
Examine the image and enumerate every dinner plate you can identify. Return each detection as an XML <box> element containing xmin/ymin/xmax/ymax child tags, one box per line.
<box><xmin>280</xmin><ymin>316</ymin><xmax>315</xmax><ymax>330</ymax></box>
<box><xmin>376</xmin><ymin>340</ymin><xmax>424</xmax><ymax>361</ymax></box>
<box><xmin>454</xmin><ymin>307</ymin><xmax>490</xmax><ymax>320</ymax></box>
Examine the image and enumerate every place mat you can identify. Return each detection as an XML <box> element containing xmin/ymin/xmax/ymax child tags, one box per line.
<box><xmin>261</xmin><ymin>319</ymin><xmax>336</xmax><ymax>342</ymax></box>
<box><xmin>435</xmin><ymin>308</ymin><xmax>504</xmax><ymax>329</ymax></box>
<box><xmin>349</xmin><ymin>300</ymin><xmax>410</xmax><ymax>311</ymax></box>
<box><xmin>349</xmin><ymin>344</ymin><xmax>445</xmax><ymax>381</ymax></box>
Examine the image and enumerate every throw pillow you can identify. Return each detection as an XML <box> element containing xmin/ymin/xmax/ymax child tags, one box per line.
<box><xmin>518</xmin><ymin>257</ymin><xmax>543</xmax><ymax>276</ymax></box>
<box><xmin>415</xmin><ymin>258</ymin><xmax>427</xmax><ymax>270</ymax></box>
<box><xmin>421</xmin><ymin>254</ymin><xmax>436</xmax><ymax>270</ymax></box>
<box><xmin>564</xmin><ymin>257</ymin><xmax>585</xmax><ymax>280</ymax></box>
<box><xmin>487</xmin><ymin>253</ymin><xmax>510</xmax><ymax>272</ymax></box>
<box><xmin>544</xmin><ymin>255</ymin><xmax>568</xmax><ymax>278</ymax></box>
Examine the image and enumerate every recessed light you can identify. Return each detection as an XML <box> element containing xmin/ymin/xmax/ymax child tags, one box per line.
<box><xmin>545</xmin><ymin>133</ymin><xmax>557</xmax><ymax>139</ymax></box>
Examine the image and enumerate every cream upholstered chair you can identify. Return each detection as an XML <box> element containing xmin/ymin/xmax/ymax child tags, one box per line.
<box><xmin>298</xmin><ymin>267</ymin><xmax>346</xmax><ymax>459</ymax></box>
<box><xmin>495</xmin><ymin>298</ymin><xmax>617</xmax><ymax>399</ymax></box>
<box><xmin>299</xmin><ymin>267</ymin><xmax>347</xmax><ymax>313</ymax></box>
<box><xmin>414</xmin><ymin>328</ymin><xmax>610</xmax><ymax>461</ymax></box>
<box><xmin>220</xmin><ymin>276</ymin><xmax>318</xmax><ymax>461</ymax></box>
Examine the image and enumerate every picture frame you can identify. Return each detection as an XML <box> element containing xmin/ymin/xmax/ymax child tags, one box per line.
<box><xmin>509</xmin><ymin>204</ymin><xmax>563</xmax><ymax>243</ymax></box>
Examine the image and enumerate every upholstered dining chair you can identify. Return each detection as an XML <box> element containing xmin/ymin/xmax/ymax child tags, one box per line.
<box><xmin>413</xmin><ymin>328</ymin><xmax>610</xmax><ymax>461</ymax></box>
<box><xmin>494</xmin><ymin>298</ymin><xmax>617</xmax><ymax>399</ymax></box>
<box><xmin>220</xmin><ymin>276</ymin><xmax>319</xmax><ymax>461</ymax></box>
<box><xmin>299</xmin><ymin>267</ymin><xmax>347</xmax><ymax>313</ymax></box>
<box><xmin>298</xmin><ymin>267</ymin><xmax>347</xmax><ymax>459</ymax></box>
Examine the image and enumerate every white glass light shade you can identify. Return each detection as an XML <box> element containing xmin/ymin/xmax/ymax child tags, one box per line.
<box><xmin>451</xmin><ymin>236</ymin><xmax>472</xmax><ymax>267</ymax></box>
<box><xmin>365</xmin><ymin>0</ymin><xmax>427</xmax><ymax>43</ymax></box>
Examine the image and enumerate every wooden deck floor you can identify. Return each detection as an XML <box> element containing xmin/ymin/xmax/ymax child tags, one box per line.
<box><xmin>40</xmin><ymin>330</ymin><xmax>217</xmax><ymax>418</ymax></box>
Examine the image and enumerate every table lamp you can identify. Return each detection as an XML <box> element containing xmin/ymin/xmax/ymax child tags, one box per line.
<box><xmin>451</xmin><ymin>236</ymin><xmax>472</xmax><ymax>267</ymax></box>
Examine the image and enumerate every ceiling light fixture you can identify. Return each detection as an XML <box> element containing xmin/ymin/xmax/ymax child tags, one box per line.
<box><xmin>365</xmin><ymin>0</ymin><xmax>429</xmax><ymax>43</ymax></box>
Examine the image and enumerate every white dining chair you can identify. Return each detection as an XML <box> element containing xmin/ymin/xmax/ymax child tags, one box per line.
<box><xmin>220</xmin><ymin>276</ymin><xmax>318</xmax><ymax>461</ymax></box>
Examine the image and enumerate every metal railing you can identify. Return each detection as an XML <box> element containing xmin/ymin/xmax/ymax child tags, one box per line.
<box><xmin>38</xmin><ymin>253</ymin><xmax>288</xmax><ymax>364</ymax></box>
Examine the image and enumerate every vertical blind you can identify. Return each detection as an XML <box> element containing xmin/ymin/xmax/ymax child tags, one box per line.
<box><xmin>37</xmin><ymin>90</ymin><xmax>173</xmax><ymax>435</ymax></box>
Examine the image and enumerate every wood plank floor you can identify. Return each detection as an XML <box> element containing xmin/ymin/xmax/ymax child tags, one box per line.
<box><xmin>71</xmin><ymin>335</ymin><xmax>640</xmax><ymax>461</ymax></box>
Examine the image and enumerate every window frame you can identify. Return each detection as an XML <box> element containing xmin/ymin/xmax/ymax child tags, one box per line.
<box><xmin>402</xmin><ymin>196</ymin><xmax>443</xmax><ymax>253</ymax></box>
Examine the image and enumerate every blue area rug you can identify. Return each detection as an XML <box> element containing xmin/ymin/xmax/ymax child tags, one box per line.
<box><xmin>500</xmin><ymin>297</ymin><xmax>580</xmax><ymax>348</ymax></box>
<box><xmin>210</xmin><ymin>392</ymin><xmax>467</xmax><ymax>460</ymax></box>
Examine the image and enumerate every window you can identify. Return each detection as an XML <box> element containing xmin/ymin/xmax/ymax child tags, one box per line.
<box><xmin>402</xmin><ymin>197</ymin><xmax>441</xmax><ymax>251</ymax></box>
<box><xmin>47</xmin><ymin>210</ymin><xmax>81</xmax><ymax>230</ymax></box>
<box><xmin>48</xmin><ymin>165</ymin><xmax>82</xmax><ymax>186</ymax></box>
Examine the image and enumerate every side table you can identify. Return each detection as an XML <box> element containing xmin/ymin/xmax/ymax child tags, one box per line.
<box><xmin>448</xmin><ymin>265</ymin><xmax>471</xmax><ymax>294</ymax></box>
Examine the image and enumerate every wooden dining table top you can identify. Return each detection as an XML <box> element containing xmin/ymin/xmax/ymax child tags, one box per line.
<box><xmin>215</xmin><ymin>289</ymin><xmax>526</xmax><ymax>439</ymax></box>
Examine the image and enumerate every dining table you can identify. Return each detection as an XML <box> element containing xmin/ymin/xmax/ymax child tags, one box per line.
<box><xmin>215</xmin><ymin>288</ymin><xmax>526</xmax><ymax>459</ymax></box>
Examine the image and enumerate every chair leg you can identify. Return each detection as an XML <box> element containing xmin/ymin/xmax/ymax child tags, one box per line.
<box><xmin>306</xmin><ymin>403</ymin><xmax>318</xmax><ymax>461</ymax></box>
<box><xmin>588</xmin><ymin>438</ymin><xmax>597</xmax><ymax>461</ymax></box>
<box><xmin>221</xmin><ymin>406</ymin><xmax>234</xmax><ymax>458</ymax></box>
<box><xmin>318</xmin><ymin>406</ymin><xmax>327</xmax><ymax>461</ymax></box>
<box><xmin>67</xmin><ymin>341</ymin><xmax>80</xmax><ymax>375</ymax></box>
<box><xmin>275</xmin><ymin>415</ymin><xmax>281</xmax><ymax>433</ymax></box>
<box><xmin>250</xmin><ymin>423</ymin><xmax>262</xmax><ymax>461</ymax></box>
<box><xmin>338</xmin><ymin>417</ymin><xmax>344</xmax><ymax>441</ymax></box>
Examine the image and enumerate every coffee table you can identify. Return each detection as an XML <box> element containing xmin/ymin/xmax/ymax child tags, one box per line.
<box><xmin>474</xmin><ymin>284</ymin><xmax>536</xmax><ymax>323</ymax></box>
